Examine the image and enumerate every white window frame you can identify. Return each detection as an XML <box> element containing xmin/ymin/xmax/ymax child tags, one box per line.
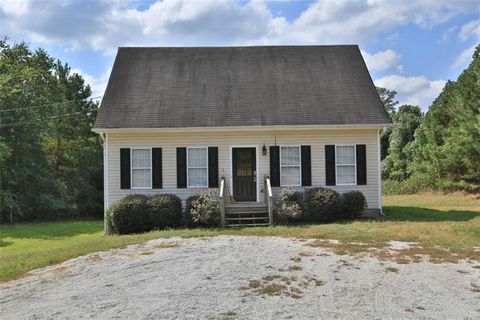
<box><xmin>335</xmin><ymin>145</ymin><xmax>357</xmax><ymax>186</ymax></box>
<box><xmin>187</xmin><ymin>146</ymin><xmax>209</xmax><ymax>188</ymax></box>
<box><xmin>131</xmin><ymin>148</ymin><xmax>152</xmax><ymax>190</ymax></box>
<box><xmin>280</xmin><ymin>145</ymin><xmax>302</xmax><ymax>187</ymax></box>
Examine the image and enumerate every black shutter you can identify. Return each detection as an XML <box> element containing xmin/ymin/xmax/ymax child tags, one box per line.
<box><xmin>356</xmin><ymin>144</ymin><xmax>367</xmax><ymax>185</ymax></box>
<box><xmin>208</xmin><ymin>147</ymin><xmax>219</xmax><ymax>188</ymax></box>
<box><xmin>176</xmin><ymin>147</ymin><xmax>187</xmax><ymax>188</ymax></box>
<box><xmin>301</xmin><ymin>145</ymin><xmax>312</xmax><ymax>186</ymax></box>
<box><xmin>325</xmin><ymin>145</ymin><xmax>336</xmax><ymax>186</ymax></box>
<box><xmin>152</xmin><ymin>148</ymin><xmax>162</xmax><ymax>189</ymax></box>
<box><xmin>120</xmin><ymin>148</ymin><xmax>131</xmax><ymax>189</ymax></box>
<box><xmin>270</xmin><ymin>146</ymin><xmax>280</xmax><ymax>187</ymax></box>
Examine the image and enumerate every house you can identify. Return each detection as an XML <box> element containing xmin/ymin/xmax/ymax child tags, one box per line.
<box><xmin>93</xmin><ymin>45</ymin><xmax>392</xmax><ymax>228</ymax></box>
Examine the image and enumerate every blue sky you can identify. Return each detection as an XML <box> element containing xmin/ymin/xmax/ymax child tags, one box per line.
<box><xmin>1</xmin><ymin>0</ymin><xmax>479</xmax><ymax>110</ymax></box>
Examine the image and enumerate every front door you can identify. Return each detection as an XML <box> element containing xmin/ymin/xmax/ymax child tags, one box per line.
<box><xmin>232</xmin><ymin>147</ymin><xmax>256</xmax><ymax>201</ymax></box>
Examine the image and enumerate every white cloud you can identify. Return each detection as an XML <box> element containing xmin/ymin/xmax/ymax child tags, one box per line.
<box><xmin>0</xmin><ymin>0</ymin><xmax>28</xmax><ymax>16</ymax></box>
<box><xmin>438</xmin><ymin>25</ymin><xmax>457</xmax><ymax>44</ymax></box>
<box><xmin>452</xmin><ymin>19</ymin><xmax>479</xmax><ymax>68</ymax></box>
<box><xmin>375</xmin><ymin>75</ymin><xmax>446</xmax><ymax>110</ymax></box>
<box><xmin>71</xmin><ymin>67</ymin><xmax>111</xmax><ymax>98</ymax></box>
<box><xmin>452</xmin><ymin>44</ymin><xmax>477</xmax><ymax>68</ymax></box>
<box><xmin>458</xmin><ymin>18</ymin><xmax>480</xmax><ymax>42</ymax></box>
<box><xmin>361</xmin><ymin>49</ymin><xmax>400</xmax><ymax>72</ymax></box>
<box><xmin>1</xmin><ymin>0</ymin><xmax>478</xmax><ymax>52</ymax></box>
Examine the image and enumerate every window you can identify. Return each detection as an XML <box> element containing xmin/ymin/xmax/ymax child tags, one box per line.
<box><xmin>336</xmin><ymin>145</ymin><xmax>356</xmax><ymax>185</ymax></box>
<box><xmin>187</xmin><ymin>147</ymin><xmax>208</xmax><ymax>187</ymax></box>
<box><xmin>131</xmin><ymin>149</ymin><xmax>151</xmax><ymax>189</ymax></box>
<box><xmin>280</xmin><ymin>146</ymin><xmax>301</xmax><ymax>186</ymax></box>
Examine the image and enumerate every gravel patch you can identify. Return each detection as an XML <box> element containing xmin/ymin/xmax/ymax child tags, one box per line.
<box><xmin>1</xmin><ymin>236</ymin><xmax>479</xmax><ymax>319</ymax></box>
<box><xmin>387</xmin><ymin>240</ymin><xmax>419</xmax><ymax>250</ymax></box>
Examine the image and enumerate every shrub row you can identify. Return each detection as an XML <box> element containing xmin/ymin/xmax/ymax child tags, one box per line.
<box><xmin>109</xmin><ymin>191</ymin><xmax>221</xmax><ymax>234</ymax></box>
<box><xmin>276</xmin><ymin>187</ymin><xmax>367</xmax><ymax>223</ymax></box>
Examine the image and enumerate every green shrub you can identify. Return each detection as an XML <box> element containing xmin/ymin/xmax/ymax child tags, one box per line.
<box><xmin>110</xmin><ymin>194</ymin><xmax>150</xmax><ymax>234</ymax></box>
<box><xmin>341</xmin><ymin>191</ymin><xmax>367</xmax><ymax>219</ymax></box>
<box><xmin>277</xmin><ymin>187</ymin><xmax>303</xmax><ymax>224</ymax></box>
<box><xmin>189</xmin><ymin>191</ymin><xmax>221</xmax><ymax>227</ymax></box>
<box><xmin>148</xmin><ymin>194</ymin><xmax>182</xmax><ymax>229</ymax></box>
<box><xmin>303</xmin><ymin>187</ymin><xmax>341</xmax><ymax>222</ymax></box>
<box><xmin>105</xmin><ymin>207</ymin><xmax>115</xmax><ymax>233</ymax></box>
<box><xmin>184</xmin><ymin>195</ymin><xmax>200</xmax><ymax>227</ymax></box>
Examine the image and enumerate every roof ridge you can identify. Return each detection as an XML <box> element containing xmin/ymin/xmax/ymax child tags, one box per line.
<box><xmin>117</xmin><ymin>44</ymin><xmax>359</xmax><ymax>50</ymax></box>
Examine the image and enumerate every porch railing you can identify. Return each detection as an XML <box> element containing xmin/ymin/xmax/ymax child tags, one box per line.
<box><xmin>219</xmin><ymin>177</ymin><xmax>227</xmax><ymax>227</ymax></box>
<box><xmin>264</xmin><ymin>176</ymin><xmax>273</xmax><ymax>225</ymax></box>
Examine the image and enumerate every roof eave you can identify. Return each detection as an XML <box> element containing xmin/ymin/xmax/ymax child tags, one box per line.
<box><xmin>92</xmin><ymin>123</ymin><xmax>393</xmax><ymax>134</ymax></box>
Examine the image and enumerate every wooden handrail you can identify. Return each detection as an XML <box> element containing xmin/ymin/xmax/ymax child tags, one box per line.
<box><xmin>265</xmin><ymin>176</ymin><xmax>273</xmax><ymax>226</ymax></box>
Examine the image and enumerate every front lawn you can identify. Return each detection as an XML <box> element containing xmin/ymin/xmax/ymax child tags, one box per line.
<box><xmin>1</xmin><ymin>193</ymin><xmax>479</xmax><ymax>282</ymax></box>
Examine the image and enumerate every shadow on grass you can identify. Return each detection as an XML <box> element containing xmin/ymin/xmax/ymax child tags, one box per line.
<box><xmin>382</xmin><ymin>206</ymin><xmax>480</xmax><ymax>222</ymax></box>
<box><xmin>0</xmin><ymin>220</ymin><xmax>102</xmax><ymax>243</ymax></box>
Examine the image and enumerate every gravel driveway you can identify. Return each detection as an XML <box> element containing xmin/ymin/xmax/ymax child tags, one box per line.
<box><xmin>1</xmin><ymin>236</ymin><xmax>479</xmax><ymax>319</ymax></box>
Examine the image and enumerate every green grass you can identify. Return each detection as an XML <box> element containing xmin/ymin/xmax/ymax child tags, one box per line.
<box><xmin>1</xmin><ymin>193</ymin><xmax>479</xmax><ymax>282</ymax></box>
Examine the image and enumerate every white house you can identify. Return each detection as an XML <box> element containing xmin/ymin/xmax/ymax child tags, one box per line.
<box><xmin>93</xmin><ymin>45</ymin><xmax>392</xmax><ymax>227</ymax></box>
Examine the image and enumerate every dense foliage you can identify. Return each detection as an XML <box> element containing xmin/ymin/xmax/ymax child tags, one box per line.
<box><xmin>276</xmin><ymin>187</ymin><xmax>303</xmax><ymax>223</ymax></box>
<box><xmin>303</xmin><ymin>187</ymin><xmax>342</xmax><ymax>222</ymax></box>
<box><xmin>340</xmin><ymin>191</ymin><xmax>367</xmax><ymax>219</ymax></box>
<box><xmin>184</xmin><ymin>195</ymin><xmax>200</xmax><ymax>227</ymax></box>
<box><xmin>382</xmin><ymin>105</ymin><xmax>423</xmax><ymax>181</ymax></box>
<box><xmin>188</xmin><ymin>190</ymin><xmax>221</xmax><ymax>227</ymax></box>
<box><xmin>110</xmin><ymin>194</ymin><xmax>182</xmax><ymax>234</ymax></box>
<box><xmin>148</xmin><ymin>194</ymin><xmax>182</xmax><ymax>229</ymax></box>
<box><xmin>0</xmin><ymin>39</ymin><xmax>103</xmax><ymax>222</ymax></box>
<box><xmin>381</xmin><ymin>45</ymin><xmax>479</xmax><ymax>194</ymax></box>
<box><xmin>111</xmin><ymin>195</ymin><xmax>150</xmax><ymax>234</ymax></box>
<box><xmin>376</xmin><ymin>87</ymin><xmax>398</xmax><ymax>160</ymax></box>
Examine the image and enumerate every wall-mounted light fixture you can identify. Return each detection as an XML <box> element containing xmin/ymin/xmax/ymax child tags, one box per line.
<box><xmin>262</xmin><ymin>144</ymin><xmax>267</xmax><ymax>156</ymax></box>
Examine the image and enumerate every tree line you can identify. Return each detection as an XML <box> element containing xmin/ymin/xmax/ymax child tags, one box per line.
<box><xmin>0</xmin><ymin>39</ymin><xmax>103</xmax><ymax>222</ymax></box>
<box><xmin>379</xmin><ymin>44</ymin><xmax>479</xmax><ymax>194</ymax></box>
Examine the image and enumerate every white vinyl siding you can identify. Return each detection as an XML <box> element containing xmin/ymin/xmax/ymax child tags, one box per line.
<box><xmin>336</xmin><ymin>145</ymin><xmax>356</xmax><ymax>185</ymax></box>
<box><xmin>187</xmin><ymin>147</ymin><xmax>208</xmax><ymax>188</ymax></box>
<box><xmin>131</xmin><ymin>148</ymin><xmax>152</xmax><ymax>189</ymax></box>
<box><xmin>280</xmin><ymin>146</ymin><xmax>301</xmax><ymax>186</ymax></box>
<box><xmin>105</xmin><ymin>128</ymin><xmax>381</xmax><ymax>210</ymax></box>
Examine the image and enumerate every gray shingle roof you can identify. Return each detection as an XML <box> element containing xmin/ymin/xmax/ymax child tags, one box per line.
<box><xmin>94</xmin><ymin>45</ymin><xmax>391</xmax><ymax>129</ymax></box>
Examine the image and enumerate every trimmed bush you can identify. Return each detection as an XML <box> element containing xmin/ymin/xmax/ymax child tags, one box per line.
<box><xmin>148</xmin><ymin>194</ymin><xmax>182</xmax><ymax>229</ymax></box>
<box><xmin>184</xmin><ymin>195</ymin><xmax>200</xmax><ymax>227</ymax></box>
<box><xmin>111</xmin><ymin>194</ymin><xmax>150</xmax><ymax>234</ymax></box>
<box><xmin>303</xmin><ymin>187</ymin><xmax>341</xmax><ymax>222</ymax></box>
<box><xmin>189</xmin><ymin>191</ymin><xmax>221</xmax><ymax>227</ymax></box>
<box><xmin>277</xmin><ymin>187</ymin><xmax>303</xmax><ymax>224</ymax></box>
<box><xmin>341</xmin><ymin>191</ymin><xmax>367</xmax><ymax>219</ymax></box>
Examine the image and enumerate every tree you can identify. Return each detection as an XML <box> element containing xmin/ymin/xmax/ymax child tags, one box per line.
<box><xmin>408</xmin><ymin>44</ymin><xmax>480</xmax><ymax>191</ymax></box>
<box><xmin>382</xmin><ymin>105</ymin><xmax>423</xmax><ymax>180</ymax></box>
<box><xmin>376</xmin><ymin>87</ymin><xmax>398</xmax><ymax>119</ymax></box>
<box><xmin>0</xmin><ymin>38</ymin><xmax>102</xmax><ymax>221</ymax></box>
<box><xmin>376</xmin><ymin>87</ymin><xmax>398</xmax><ymax>159</ymax></box>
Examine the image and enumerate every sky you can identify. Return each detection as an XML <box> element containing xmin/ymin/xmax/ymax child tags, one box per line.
<box><xmin>1</xmin><ymin>0</ymin><xmax>479</xmax><ymax>111</ymax></box>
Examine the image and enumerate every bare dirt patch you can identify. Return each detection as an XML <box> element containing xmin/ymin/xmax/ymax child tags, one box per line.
<box><xmin>307</xmin><ymin>239</ymin><xmax>477</xmax><ymax>264</ymax></box>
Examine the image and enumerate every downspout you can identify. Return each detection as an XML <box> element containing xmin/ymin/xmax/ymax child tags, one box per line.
<box><xmin>102</xmin><ymin>132</ymin><xmax>111</xmax><ymax>235</ymax></box>
<box><xmin>378</xmin><ymin>127</ymin><xmax>388</xmax><ymax>216</ymax></box>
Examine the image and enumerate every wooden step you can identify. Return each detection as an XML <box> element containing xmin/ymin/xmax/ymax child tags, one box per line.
<box><xmin>225</xmin><ymin>223</ymin><xmax>271</xmax><ymax>227</ymax></box>
<box><xmin>226</xmin><ymin>213</ymin><xmax>268</xmax><ymax>218</ymax></box>
<box><xmin>224</xmin><ymin>203</ymin><xmax>270</xmax><ymax>227</ymax></box>
<box><xmin>226</xmin><ymin>216</ymin><xmax>269</xmax><ymax>221</ymax></box>
<box><xmin>226</xmin><ymin>205</ymin><xmax>267</xmax><ymax>209</ymax></box>
<box><xmin>225</xmin><ymin>211</ymin><xmax>268</xmax><ymax>216</ymax></box>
